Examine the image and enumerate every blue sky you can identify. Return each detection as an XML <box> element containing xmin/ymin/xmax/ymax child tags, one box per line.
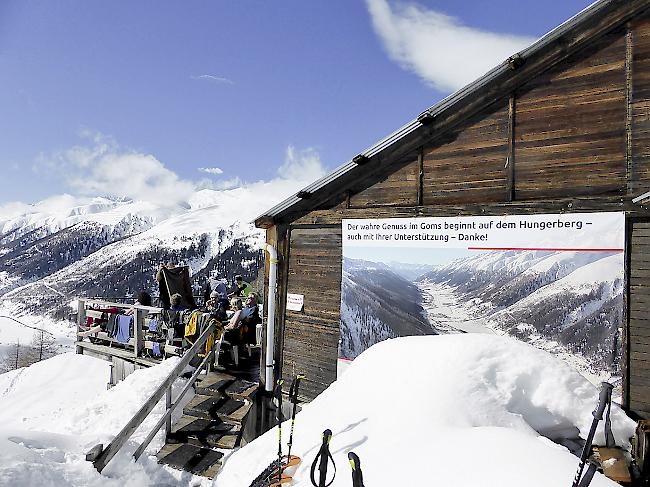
<box><xmin>0</xmin><ymin>0</ymin><xmax>592</xmax><ymax>209</ymax></box>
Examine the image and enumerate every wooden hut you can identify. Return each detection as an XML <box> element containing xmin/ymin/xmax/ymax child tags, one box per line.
<box><xmin>255</xmin><ymin>0</ymin><xmax>650</xmax><ymax>416</ymax></box>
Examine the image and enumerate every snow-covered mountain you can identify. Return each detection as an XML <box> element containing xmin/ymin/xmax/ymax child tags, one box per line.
<box><xmin>340</xmin><ymin>258</ymin><xmax>435</xmax><ymax>359</ymax></box>
<box><xmin>0</xmin><ymin>193</ymin><xmax>265</xmax><ymax>318</ymax></box>
<box><xmin>419</xmin><ymin>250</ymin><xmax>624</xmax><ymax>374</ymax></box>
<box><xmin>384</xmin><ymin>261</ymin><xmax>437</xmax><ymax>281</ymax></box>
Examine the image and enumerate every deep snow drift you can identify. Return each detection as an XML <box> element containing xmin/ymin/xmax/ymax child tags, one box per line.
<box><xmin>217</xmin><ymin>334</ymin><xmax>635</xmax><ymax>487</ymax></box>
<box><xmin>0</xmin><ymin>353</ymin><xmax>209</xmax><ymax>487</ymax></box>
<box><xmin>0</xmin><ymin>335</ymin><xmax>636</xmax><ymax>486</ymax></box>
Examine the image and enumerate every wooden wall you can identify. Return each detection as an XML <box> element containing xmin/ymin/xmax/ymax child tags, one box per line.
<box><xmin>422</xmin><ymin>102</ymin><xmax>510</xmax><ymax>204</ymax></box>
<box><xmin>270</xmin><ymin>13</ymin><xmax>650</xmax><ymax>409</ymax></box>
<box><xmin>632</xmin><ymin>17</ymin><xmax>650</xmax><ymax>193</ymax></box>
<box><xmin>281</xmin><ymin>227</ymin><xmax>341</xmax><ymax>400</ymax></box>
<box><xmin>515</xmin><ymin>29</ymin><xmax>627</xmax><ymax>199</ymax></box>
<box><xmin>629</xmin><ymin>220</ymin><xmax>650</xmax><ymax>415</ymax></box>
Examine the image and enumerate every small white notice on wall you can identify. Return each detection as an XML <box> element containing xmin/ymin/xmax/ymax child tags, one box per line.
<box><xmin>286</xmin><ymin>293</ymin><xmax>304</xmax><ymax>311</ymax></box>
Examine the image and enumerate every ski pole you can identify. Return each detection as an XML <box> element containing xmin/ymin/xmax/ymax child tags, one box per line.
<box><xmin>310</xmin><ymin>429</ymin><xmax>336</xmax><ymax>487</ymax></box>
<box><xmin>275</xmin><ymin>379</ymin><xmax>285</xmax><ymax>484</ymax></box>
<box><xmin>348</xmin><ymin>452</ymin><xmax>365</xmax><ymax>487</ymax></box>
<box><xmin>285</xmin><ymin>374</ymin><xmax>305</xmax><ymax>466</ymax></box>
<box><xmin>571</xmin><ymin>382</ymin><xmax>613</xmax><ymax>487</ymax></box>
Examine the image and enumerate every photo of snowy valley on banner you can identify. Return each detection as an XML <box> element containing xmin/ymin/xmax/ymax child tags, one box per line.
<box><xmin>340</xmin><ymin>212</ymin><xmax>625</xmax><ymax>383</ymax></box>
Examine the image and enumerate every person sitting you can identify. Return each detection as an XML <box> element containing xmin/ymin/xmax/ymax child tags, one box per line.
<box><xmin>170</xmin><ymin>293</ymin><xmax>188</xmax><ymax>311</ymax></box>
<box><xmin>225</xmin><ymin>293</ymin><xmax>260</xmax><ymax>342</ymax></box>
<box><xmin>137</xmin><ymin>291</ymin><xmax>153</xmax><ymax>307</ymax></box>
<box><xmin>228</xmin><ymin>274</ymin><xmax>252</xmax><ymax>297</ymax></box>
<box><xmin>204</xmin><ymin>290</ymin><xmax>230</xmax><ymax>321</ymax></box>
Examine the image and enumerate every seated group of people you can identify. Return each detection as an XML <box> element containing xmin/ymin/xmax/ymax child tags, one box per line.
<box><xmin>202</xmin><ymin>272</ymin><xmax>259</xmax><ymax>346</ymax></box>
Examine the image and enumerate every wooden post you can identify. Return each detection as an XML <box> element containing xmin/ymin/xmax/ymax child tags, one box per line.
<box><xmin>416</xmin><ymin>147</ymin><xmax>424</xmax><ymax>206</ymax></box>
<box><xmin>76</xmin><ymin>299</ymin><xmax>86</xmax><ymax>354</ymax></box>
<box><xmin>625</xmin><ymin>22</ymin><xmax>634</xmax><ymax>195</ymax></box>
<box><xmin>506</xmin><ymin>94</ymin><xmax>516</xmax><ymax>202</ymax></box>
<box><xmin>134</xmin><ymin>308</ymin><xmax>143</xmax><ymax>359</ymax></box>
<box><xmin>165</xmin><ymin>388</ymin><xmax>172</xmax><ymax>437</ymax></box>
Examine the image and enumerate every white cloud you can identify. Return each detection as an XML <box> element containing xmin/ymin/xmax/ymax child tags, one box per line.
<box><xmin>191</xmin><ymin>74</ymin><xmax>234</xmax><ymax>84</ymax></box>
<box><xmin>27</xmin><ymin>134</ymin><xmax>328</xmax><ymax>220</ymax></box>
<box><xmin>278</xmin><ymin>146</ymin><xmax>325</xmax><ymax>181</ymax></box>
<box><xmin>36</xmin><ymin>133</ymin><xmax>196</xmax><ymax>209</ymax></box>
<box><xmin>198</xmin><ymin>167</ymin><xmax>224</xmax><ymax>175</ymax></box>
<box><xmin>365</xmin><ymin>0</ymin><xmax>536</xmax><ymax>92</ymax></box>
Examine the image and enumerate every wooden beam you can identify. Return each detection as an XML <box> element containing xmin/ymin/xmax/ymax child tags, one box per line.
<box><xmin>255</xmin><ymin>216</ymin><xmax>275</xmax><ymax>229</ymax></box>
<box><xmin>506</xmin><ymin>94</ymin><xmax>516</xmax><ymax>202</ymax></box>
<box><xmin>290</xmin><ymin>195</ymin><xmax>647</xmax><ymax>226</ymax></box>
<box><xmin>626</xmin><ymin>21</ymin><xmax>634</xmax><ymax>196</ymax></box>
<box><xmin>416</xmin><ymin>148</ymin><xmax>424</xmax><ymax>206</ymax></box>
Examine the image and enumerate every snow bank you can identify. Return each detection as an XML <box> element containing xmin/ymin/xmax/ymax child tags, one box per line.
<box><xmin>0</xmin><ymin>353</ymin><xmax>209</xmax><ymax>486</ymax></box>
<box><xmin>217</xmin><ymin>334</ymin><xmax>636</xmax><ymax>487</ymax></box>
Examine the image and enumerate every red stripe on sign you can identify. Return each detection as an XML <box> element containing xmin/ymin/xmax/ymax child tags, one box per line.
<box><xmin>468</xmin><ymin>247</ymin><xmax>624</xmax><ymax>252</ymax></box>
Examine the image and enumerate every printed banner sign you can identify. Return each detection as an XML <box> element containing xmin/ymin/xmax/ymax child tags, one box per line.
<box><xmin>339</xmin><ymin>212</ymin><xmax>625</xmax><ymax>383</ymax></box>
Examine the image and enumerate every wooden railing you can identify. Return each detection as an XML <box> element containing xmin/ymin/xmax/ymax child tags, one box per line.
<box><xmin>86</xmin><ymin>320</ymin><xmax>218</xmax><ymax>473</ymax></box>
<box><xmin>76</xmin><ymin>298</ymin><xmax>164</xmax><ymax>359</ymax></box>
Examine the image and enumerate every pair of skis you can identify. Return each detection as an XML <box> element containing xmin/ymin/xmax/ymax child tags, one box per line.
<box><xmin>250</xmin><ymin>375</ymin><xmax>304</xmax><ymax>487</ymax></box>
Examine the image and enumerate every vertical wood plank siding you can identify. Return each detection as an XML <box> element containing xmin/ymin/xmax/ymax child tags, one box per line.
<box><xmin>515</xmin><ymin>30</ymin><xmax>627</xmax><ymax>199</ymax></box>
<box><xmin>629</xmin><ymin>221</ymin><xmax>650</xmax><ymax>416</ymax></box>
<box><xmin>631</xmin><ymin>17</ymin><xmax>650</xmax><ymax>193</ymax></box>
<box><xmin>422</xmin><ymin>101</ymin><xmax>510</xmax><ymax>205</ymax></box>
<box><xmin>283</xmin><ymin>227</ymin><xmax>342</xmax><ymax>400</ymax></box>
<box><xmin>350</xmin><ymin>159</ymin><xmax>419</xmax><ymax>207</ymax></box>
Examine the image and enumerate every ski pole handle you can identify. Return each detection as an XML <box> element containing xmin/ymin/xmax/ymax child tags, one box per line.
<box><xmin>592</xmin><ymin>382</ymin><xmax>613</xmax><ymax>421</ymax></box>
<box><xmin>289</xmin><ymin>374</ymin><xmax>305</xmax><ymax>403</ymax></box>
<box><xmin>348</xmin><ymin>452</ymin><xmax>364</xmax><ymax>487</ymax></box>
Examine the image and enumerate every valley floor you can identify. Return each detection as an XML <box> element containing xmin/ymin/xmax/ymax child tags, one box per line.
<box><xmin>418</xmin><ymin>282</ymin><xmax>620</xmax><ymax>395</ymax></box>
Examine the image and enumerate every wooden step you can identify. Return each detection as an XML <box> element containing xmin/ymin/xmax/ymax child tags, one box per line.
<box><xmin>168</xmin><ymin>415</ymin><xmax>242</xmax><ymax>449</ymax></box>
<box><xmin>184</xmin><ymin>394</ymin><xmax>251</xmax><ymax>423</ymax></box>
<box><xmin>194</xmin><ymin>371</ymin><xmax>235</xmax><ymax>396</ymax></box>
<box><xmin>224</xmin><ymin>378</ymin><xmax>259</xmax><ymax>401</ymax></box>
<box><xmin>157</xmin><ymin>442</ymin><xmax>223</xmax><ymax>478</ymax></box>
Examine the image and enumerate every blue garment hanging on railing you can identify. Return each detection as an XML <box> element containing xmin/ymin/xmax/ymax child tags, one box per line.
<box><xmin>115</xmin><ymin>315</ymin><xmax>132</xmax><ymax>343</ymax></box>
<box><xmin>152</xmin><ymin>342</ymin><xmax>161</xmax><ymax>357</ymax></box>
<box><xmin>148</xmin><ymin>319</ymin><xmax>158</xmax><ymax>332</ymax></box>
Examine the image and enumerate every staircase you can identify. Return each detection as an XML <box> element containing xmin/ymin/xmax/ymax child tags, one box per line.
<box><xmin>157</xmin><ymin>370</ymin><xmax>258</xmax><ymax>478</ymax></box>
